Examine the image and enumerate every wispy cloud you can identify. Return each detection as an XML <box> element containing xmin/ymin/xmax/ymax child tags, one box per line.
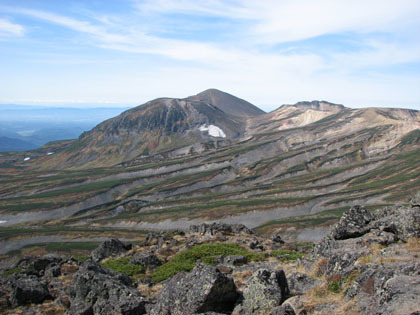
<box><xmin>0</xmin><ymin>2</ymin><xmax>419</xmax><ymax>109</ymax></box>
<box><xmin>0</xmin><ymin>18</ymin><xmax>24</xmax><ymax>36</ymax></box>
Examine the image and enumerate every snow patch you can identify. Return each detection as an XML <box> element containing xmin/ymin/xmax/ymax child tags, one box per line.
<box><xmin>23</xmin><ymin>157</ymin><xmax>30</xmax><ymax>161</ymax></box>
<box><xmin>199</xmin><ymin>125</ymin><xmax>226</xmax><ymax>138</ymax></box>
<box><xmin>47</xmin><ymin>152</ymin><xmax>54</xmax><ymax>155</ymax></box>
<box><xmin>0</xmin><ymin>220</ymin><xmax>6</xmax><ymax>224</ymax></box>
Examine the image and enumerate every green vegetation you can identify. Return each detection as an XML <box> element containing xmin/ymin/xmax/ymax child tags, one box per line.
<box><xmin>101</xmin><ymin>257</ymin><xmax>145</xmax><ymax>278</ymax></box>
<box><xmin>1</xmin><ymin>267</ymin><xmax>21</xmax><ymax>277</ymax></box>
<box><xmin>326</xmin><ymin>274</ymin><xmax>343</xmax><ymax>293</ymax></box>
<box><xmin>45</xmin><ymin>242</ymin><xmax>100</xmax><ymax>252</ymax></box>
<box><xmin>151</xmin><ymin>243</ymin><xmax>265</xmax><ymax>282</ymax></box>
<box><xmin>270</xmin><ymin>249</ymin><xmax>304</xmax><ymax>262</ymax></box>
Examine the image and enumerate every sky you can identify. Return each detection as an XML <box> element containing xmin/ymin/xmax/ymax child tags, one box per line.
<box><xmin>0</xmin><ymin>0</ymin><xmax>419</xmax><ymax>112</ymax></box>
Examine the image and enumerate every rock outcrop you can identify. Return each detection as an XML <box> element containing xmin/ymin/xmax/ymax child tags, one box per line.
<box><xmin>150</xmin><ymin>264</ymin><xmax>239</xmax><ymax>315</ymax></box>
<box><xmin>189</xmin><ymin>223</ymin><xmax>255</xmax><ymax>236</ymax></box>
<box><xmin>67</xmin><ymin>260</ymin><xmax>146</xmax><ymax>315</ymax></box>
<box><xmin>234</xmin><ymin>269</ymin><xmax>289</xmax><ymax>315</ymax></box>
<box><xmin>10</xmin><ymin>275</ymin><xmax>51</xmax><ymax>307</ymax></box>
<box><xmin>91</xmin><ymin>238</ymin><xmax>132</xmax><ymax>262</ymax></box>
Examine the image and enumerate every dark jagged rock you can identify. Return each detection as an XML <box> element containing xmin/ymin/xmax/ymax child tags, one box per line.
<box><xmin>67</xmin><ymin>260</ymin><xmax>146</xmax><ymax>315</ymax></box>
<box><xmin>286</xmin><ymin>272</ymin><xmax>319</xmax><ymax>296</ymax></box>
<box><xmin>15</xmin><ymin>254</ymin><xmax>64</xmax><ymax>276</ymax></box>
<box><xmin>223</xmin><ymin>255</ymin><xmax>247</xmax><ymax>266</ymax></box>
<box><xmin>90</xmin><ymin>238</ymin><xmax>132</xmax><ymax>262</ymax></box>
<box><xmin>271</xmin><ymin>234</ymin><xmax>285</xmax><ymax>244</ymax></box>
<box><xmin>9</xmin><ymin>275</ymin><xmax>51</xmax><ymax>307</ymax></box>
<box><xmin>150</xmin><ymin>263</ymin><xmax>239</xmax><ymax>315</ymax></box>
<box><xmin>330</xmin><ymin>205</ymin><xmax>372</xmax><ymax>240</ymax></box>
<box><xmin>129</xmin><ymin>253</ymin><xmax>162</xmax><ymax>269</ymax></box>
<box><xmin>189</xmin><ymin>222</ymin><xmax>254</xmax><ymax>236</ymax></box>
<box><xmin>235</xmin><ymin>268</ymin><xmax>289</xmax><ymax>315</ymax></box>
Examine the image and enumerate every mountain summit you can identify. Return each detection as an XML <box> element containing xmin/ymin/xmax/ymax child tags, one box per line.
<box><xmin>187</xmin><ymin>89</ymin><xmax>265</xmax><ymax>117</ymax></box>
<box><xmin>42</xmin><ymin>89</ymin><xmax>263</xmax><ymax>168</ymax></box>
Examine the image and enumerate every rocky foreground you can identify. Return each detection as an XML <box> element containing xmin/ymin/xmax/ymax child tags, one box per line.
<box><xmin>1</xmin><ymin>194</ymin><xmax>420</xmax><ymax>314</ymax></box>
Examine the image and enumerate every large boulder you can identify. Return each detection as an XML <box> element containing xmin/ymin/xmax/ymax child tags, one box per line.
<box><xmin>129</xmin><ymin>253</ymin><xmax>162</xmax><ymax>269</ymax></box>
<box><xmin>189</xmin><ymin>223</ymin><xmax>254</xmax><ymax>236</ymax></box>
<box><xmin>236</xmin><ymin>268</ymin><xmax>289</xmax><ymax>315</ymax></box>
<box><xmin>150</xmin><ymin>263</ymin><xmax>239</xmax><ymax>315</ymax></box>
<box><xmin>346</xmin><ymin>261</ymin><xmax>420</xmax><ymax>314</ymax></box>
<box><xmin>10</xmin><ymin>275</ymin><xmax>51</xmax><ymax>307</ymax></box>
<box><xmin>330</xmin><ymin>205</ymin><xmax>372</xmax><ymax>240</ymax></box>
<box><xmin>91</xmin><ymin>238</ymin><xmax>132</xmax><ymax>262</ymax></box>
<box><xmin>67</xmin><ymin>260</ymin><xmax>146</xmax><ymax>315</ymax></box>
<box><xmin>371</xmin><ymin>205</ymin><xmax>420</xmax><ymax>241</ymax></box>
<box><xmin>15</xmin><ymin>254</ymin><xmax>64</xmax><ymax>276</ymax></box>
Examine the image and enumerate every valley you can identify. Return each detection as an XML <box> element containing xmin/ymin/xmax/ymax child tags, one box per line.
<box><xmin>0</xmin><ymin>89</ymin><xmax>419</xmax><ymax>258</ymax></box>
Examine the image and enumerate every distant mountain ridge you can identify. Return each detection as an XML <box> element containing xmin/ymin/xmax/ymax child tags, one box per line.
<box><xmin>9</xmin><ymin>89</ymin><xmax>419</xmax><ymax>171</ymax></box>
<box><xmin>36</xmin><ymin>89</ymin><xmax>264</xmax><ymax>168</ymax></box>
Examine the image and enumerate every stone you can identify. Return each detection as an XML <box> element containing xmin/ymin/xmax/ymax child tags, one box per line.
<box><xmin>90</xmin><ymin>238</ymin><xmax>132</xmax><ymax>262</ymax></box>
<box><xmin>189</xmin><ymin>223</ymin><xmax>254</xmax><ymax>236</ymax></box>
<box><xmin>376</xmin><ymin>275</ymin><xmax>420</xmax><ymax>314</ymax></box>
<box><xmin>67</xmin><ymin>260</ymin><xmax>146</xmax><ymax>315</ymax></box>
<box><xmin>16</xmin><ymin>254</ymin><xmax>64</xmax><ymax>276</ymax></box>
<box><xmin>372</xmin><ymin>205</ymin><xmax>420</xmax><ymax>241</ymax></box>
<box><xmin>223</xmin><ymin>255</ymin><xmax>248</xmax><ymax>266</ymax></box>
<box><xmin>269</xmin><ymin>303</ymin><xmax>296</xmax><ymax>315</ymax></box>
<box><xmin>330</xmin><ymin>205</ymin><xmax>372</xmax><ymax>240</ymax></box>
<box><xmin>271</xmin><ymin>233</ymin><xmax>285</xmax><ymax>244</ymax></box>
<box><xmin>129</xmin><ymin>253</ymin><xmax>162</xmax><ymax>269</ymax></box>
<box><xmin>150</xmin><ymin>263</ymin><xmax>239</xmax><ymax>315</ymax></box>
<box><xmin>287</xmin><ymin>272</ymin><xmax>319</xmax><ymax>296</ymax></box>
<box><xmin>10</xmin><ymin>275</ymin><xmax>51</xmax><ymax>307</ymax></box>
<box><xmin>239</xmin><ymin>269</ymin><xmax>289</xmax><ymax>315</ymax></box>
<box><xmin>410</xmin><ymin>191</ymin><xmax>420</xmax><ymax>207</ymax></box>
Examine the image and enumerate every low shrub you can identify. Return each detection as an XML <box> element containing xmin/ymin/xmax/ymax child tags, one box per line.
<box><xmin>270</xmin><ymin>249</ymin><xmax>304</xmax><ymax>262</ymax></box>
<box><xmin>151</xmin><ymin>243</ymin><xmax>265</xmax><ymax>282</ymax></box>
<box><xmin>101</xmin><ymin>257</ymin><xmax>145</xmax><ymax>278</ymax></box>
<box><xmin>1</xmin><ymin>267</ymin><xmax>21</xmax><ymax>277</ymax></box>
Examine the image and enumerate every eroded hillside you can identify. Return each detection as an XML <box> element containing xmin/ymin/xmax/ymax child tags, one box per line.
<box><xmin>0</xmin><ymin>91</ymin><xmax>419</xmax><ymax>254</ymax></box>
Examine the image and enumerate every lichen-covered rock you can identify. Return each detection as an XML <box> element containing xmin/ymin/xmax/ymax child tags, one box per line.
<box><xmin>189</xmin><ymin>223</ymin><xmax>254</xmax><ymax>236</ymax></box>
<box><xmin>330</xmin><ymin>205</ymin><xmax>372</xmax><ymax>240</ymax></box>
<box><xmin>67</xmin><ymin>260</ymin><xmax>146</xmax><ymax>315</ymax></box>
<box><xmin>372</xmin><ymin>205</ymin><xmax>420</xmax><ymax>241</ymax></box>
<box><xmin>346</xmin><ymin>261</ymin><xmax>420</xmax><ymax>314</ymax></box>
<box><xmin>129</xmin><ymin>253</ymin><xmax>162</xmax><ymax>269</ymax></box>
<box><xmin>10</xmin><ymin>275</ymin><xmax>51</xmax><ymax>307</ymax></box>
<box><xmin>150</xmin><ymin>263</ymin><xmax>239</xmax><ymax>315</ymax></box>
<box><xmin>287</xmin><ymin>272</ymin><xmax>319</xmax><ymax>296</ymax></box>
<box><xmin>90</xmin><ymin>238</ymin><xmax>132</xmax><ymax>262</ymax></box>
<box><xmin>238</xmin><ymin>269</ymin><xmax>289</xmax><ymax>315</ymax></box>
<box><xmin>410</xmin><ymin>191</ymin><xmax>420</xmax><ymax>207</ymax></box>
<box><xmin>376</xmin><ymin>275</ymin><xmax>420</xmax><ymax>314</ymax></box>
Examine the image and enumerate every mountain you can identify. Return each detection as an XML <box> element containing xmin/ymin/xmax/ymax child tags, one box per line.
<box><xmin>0</xmin><ymin>136</ymin><xmax>37</xmax><ymax>152</ymax></box>
<box><xmin>187</xmin><ymin>88</ymin><xmax>265</xmax><ymax>117</ymax></box>
<box><xmin>34</xmin><ymin>89</ymin><xmax>264</xmax><ymax>168</ymax></box>
<box><xmin>0</xmin><ymin>90</ymin><xmax>419</xmax><ymax>252</ymax></box>
<box><xmin>0</xmin><ymin>105</ymin><xmax>130</xmax><ymax>152</ymax></box>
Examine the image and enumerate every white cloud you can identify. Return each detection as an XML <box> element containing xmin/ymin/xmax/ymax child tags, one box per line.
<box><xmin>1</xmin><ymin>2</ymin><xmax>419</xmax><ymax>110</ymax></box>
<box><xmin>0</xmin><ymin>18</ymin><xmax>24</xmax><ymax>36</ymax></box>
<box><xmin>137</xmin><ymin>0</ymin><xmax>420</xmax><ymax>44</ymax></box>
<box><xmin>248</xmin><ymin>0</ymin><xmax>420</xmax><ymax>44</ymax></box>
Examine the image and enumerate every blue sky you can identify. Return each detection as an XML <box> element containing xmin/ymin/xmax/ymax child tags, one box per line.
<box><xmin>0</xmin><ymin>0</ymin><xmax>419</xmax><ymax>111</ymax></box>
